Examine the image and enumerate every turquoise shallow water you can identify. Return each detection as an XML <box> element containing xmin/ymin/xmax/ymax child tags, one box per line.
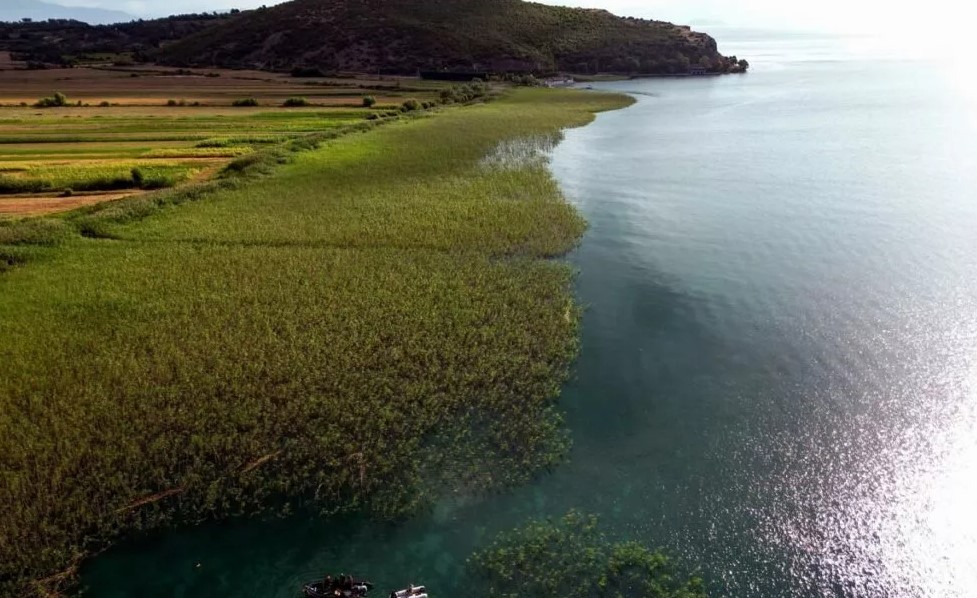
<box><xmin>83</xmin><ymin>33</ymin><xmax>977</xmax><ymax>597</ymax></box>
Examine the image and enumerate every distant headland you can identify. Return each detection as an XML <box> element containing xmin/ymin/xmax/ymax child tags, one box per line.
<box><xmin>0</xmin><ymin>0</ymin><xmax>748</xmax><ymax>77</ymax></box>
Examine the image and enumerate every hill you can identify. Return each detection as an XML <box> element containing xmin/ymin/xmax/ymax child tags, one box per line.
<box><xmin>158</xmin><ymin>0</ymin><xmax>746</xmax><ymax>75</ymax></box>
<box><xmin>0</xmin><ymin>0</ymin><xmax>132</xmax><ymax>25</ymax></box>
<box><xmin>0</xmin><ymin>13</ymin><xmax>234</xmax><ymax>65</ymax></box>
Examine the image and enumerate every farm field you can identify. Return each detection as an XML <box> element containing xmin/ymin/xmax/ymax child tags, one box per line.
<box><xmin>0</xmin><ymin>65</ymin><xmax>441</xmax><ymax>106</ymax></box>
<box><xmin>0</xmin><ymin>87</ymin><xmax>632</xmax><ymax>596</ymax></box>
<box><xmin>0</xmin><ymin>66</ymin><xmax>445</xmax><ymax>214</ymax></box>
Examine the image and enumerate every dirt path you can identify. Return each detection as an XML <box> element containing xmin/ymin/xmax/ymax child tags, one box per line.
<box><xmin>0</xmin><ymin>191</ymin><xmax>137</xmax><ymax>217</ymax></box>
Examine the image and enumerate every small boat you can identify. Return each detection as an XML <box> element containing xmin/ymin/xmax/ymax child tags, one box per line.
<box><xmin>389</xmin><ymin>585</ymin><xmax>428</xmax><ymax>598</ymax></box>
<box><xmin>303</xmin><ymin>578</ymin><xmax>374</xmax><ymax>598</ymax></box>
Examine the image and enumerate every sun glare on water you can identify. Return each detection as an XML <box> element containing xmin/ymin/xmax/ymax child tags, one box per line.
<box><xmin>755</xmin><ymin>306</ymin><xmax>977</xmax><ymax>597</ymax></box>
<box><xmin>895</xmin><ymin>363</ymin><xmax>977</xmax><ymax>595</ymax></box>
<box><xmin>826</xmin><ymin>351</ymin><xmax>974</xmax><ymax>596</ymax></box>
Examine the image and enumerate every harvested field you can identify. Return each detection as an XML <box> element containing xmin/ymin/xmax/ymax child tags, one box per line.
<box><xmin>0</xmin><ymin>66</ymin><xmax>439</xmax><ymax>106</ymax></box>
<box><xmin>0</xmin><ymin>191</ymin><xmax>136</xmax><ymax>217</ymax></box>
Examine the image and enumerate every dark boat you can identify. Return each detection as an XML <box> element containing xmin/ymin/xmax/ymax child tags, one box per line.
<box><xmin>303</xmin><ymin>578</ymin><xmax>374</xmax><ymax>598</ymax></box>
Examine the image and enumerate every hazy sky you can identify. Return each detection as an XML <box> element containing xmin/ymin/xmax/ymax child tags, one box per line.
<box><xmin>51</xmin><ymin>0</ymin><xmax>968</xmax><ymax>37</ymax></box>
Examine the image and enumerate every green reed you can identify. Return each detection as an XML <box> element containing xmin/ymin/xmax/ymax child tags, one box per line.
<box><xmin>0</xmin><ymin>88</ymin><xmax>633</xmax><ymax>596</ymax></box>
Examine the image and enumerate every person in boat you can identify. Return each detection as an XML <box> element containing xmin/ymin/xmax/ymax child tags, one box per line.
<box><xmin>323</xmin><ymin>575</ymin><xmax>334</xmax><ymax>591</ymax></box>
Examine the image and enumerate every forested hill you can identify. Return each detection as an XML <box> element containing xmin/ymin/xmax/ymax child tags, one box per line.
<box><xmin>0</xmin><ymin>13</ymin><xmax>234</xmax><ymax>65</ymax></box>
<box><xmin>0</xmin><ymin>0</ymin><xmax>748</xmax><ymax>76</ymax></box>
<box><xmin>159</xmin><ymin>0</ymin><xmax>746</xmax><ymax>75</ymax></box>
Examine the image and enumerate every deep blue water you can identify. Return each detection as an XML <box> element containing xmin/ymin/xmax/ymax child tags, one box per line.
<box><xmin>83</xmin><ymin>32</ymin><xmax>977</xmax><ymax>597</ymax></box>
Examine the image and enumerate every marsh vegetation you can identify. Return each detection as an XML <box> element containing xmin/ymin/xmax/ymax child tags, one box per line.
<box><xmin>0</xmin><ymin>87</ymin><xmax>632</xmax><ymax>596</ymax></box>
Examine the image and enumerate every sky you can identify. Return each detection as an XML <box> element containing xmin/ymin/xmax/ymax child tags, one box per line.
<box><xmin>48</xmin><ymin>0</ymin><xmax>970</xmax><ymax>39</ymax></box>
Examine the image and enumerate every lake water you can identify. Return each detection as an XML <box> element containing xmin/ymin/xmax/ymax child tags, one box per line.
<box><xmin>83</xmin><ymin>32</ymin><xmax>977</xmax><ymax>597</ymax></box>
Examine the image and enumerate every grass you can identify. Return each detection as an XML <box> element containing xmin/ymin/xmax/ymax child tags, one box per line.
<box><xmin>0</xmin><ymin>88</ymin><xmax>633</xmax><ymax>596</ymax></box>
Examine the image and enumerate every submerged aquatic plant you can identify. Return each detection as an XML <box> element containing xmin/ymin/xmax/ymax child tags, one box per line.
<box><xmin>480</xmin><ymin>132</ymin><xmax>564</xmax><ymax>171</ymax></box>
<box><xmin>469</xmin><ymin>511</ymin><xmax>706</xmax><ymax>598</ymax></box>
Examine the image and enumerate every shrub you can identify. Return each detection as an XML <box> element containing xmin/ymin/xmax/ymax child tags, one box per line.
<box><xmin>34</xmin><ymin>92</ymin><xmax>68</xmax><ymax>108</ymax></box>
<box><xmin>223</xmin><ymin>152</ymin><xmax>267</xmax><ymax>175</ymax></box>
<box><xmin>140</xmin><ymin>173</ymin><xmax>176</xmax><ymax>190</ymax></box>
<box><xmin>511</xmin><ymin>74</ymin><xmax>540</xmax><ymax>87</ymax></box>
<box><xmin>61</xmin><ymin>188</ymin><xmax>73</xmax><ymax>197</ymax></box>
<box><xmin>166</xmin><ymin>99</ymin><xmax>178</xmax><ymax>107</ymax></box>
<box><xmin>99</xmin><ymin>101</ymin><xmax>111</xmax><ymax>107</ymax></box>
<box><xmin>0</xmin><ymin>249</ymin><xmax>28</xmax><ymax>273</ymax></box>
<box><xmin>438</xmin><ymin>83</ymin><xmax>490</xmax><ymax>105</ymax></box>
<box><xmin>195</xmin><ymin>139</ymin><xmax>233</xmax><ymax>148</ymax></box>
<box><xmin>130</xmin><ymin>167</ymin><xmax>144</xmax><ymax>187</ymax></box>
<box><xmin>232</xmin><ymin>98</ymin><xmax>259</xmax><ymax>107</ymax></box>
<box><xmin>282</xmin><ymin>97</ymin><xmax>309</xmax><ymax>107</ymax></box>
<box><xmin>401</xmin><ymin>98</ymin><xmax>422</xmax><ymax>112</ymax></box>
<box><xmin>362</xmin><ymin>95</ymin><xmax>377</xmax><ymax>108</ymax></box>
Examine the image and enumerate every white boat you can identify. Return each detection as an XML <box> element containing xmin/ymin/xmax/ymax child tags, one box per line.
<box><xmin>389</xmin><ymin>585</ymin><xmax>427</xmax><ymax>598</ymax></box>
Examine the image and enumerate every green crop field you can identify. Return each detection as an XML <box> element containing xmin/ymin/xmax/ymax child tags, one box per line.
<box><xmin>0</xmin><ymin>87</ymin><xmax>633</xmax><ymax>596</ymax></box>
<box><xmin>0</xmin><ymin>107</ymin><xmax>369</xmax><ymax>200</ymax></box>
<box><xmin>0</xmin><ymin>160</ymin><xmax>209</xmax><ymax>193</ymax></box>
<box><xmin>0</xmin><ymin>68</ymin><xmax>448</xmax><ymax>215</ymax></box>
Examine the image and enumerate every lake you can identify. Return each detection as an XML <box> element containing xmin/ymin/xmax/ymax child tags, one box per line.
<box><xmin>83</xmin><ymin>31</ymin><xmax>977</xmax><ymax>597</ymax></box>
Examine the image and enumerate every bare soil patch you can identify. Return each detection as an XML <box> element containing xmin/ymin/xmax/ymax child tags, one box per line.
<box><xmin>0</xmin><ymin>191</ymin><xmax>137</xmax><ymax>217</ymax></box>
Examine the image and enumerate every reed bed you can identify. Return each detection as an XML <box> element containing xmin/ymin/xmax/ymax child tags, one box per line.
<box><xmin>0</xmin><ymin>88</ymin><xmax>633</xmax><ymax>596</ymax></box>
